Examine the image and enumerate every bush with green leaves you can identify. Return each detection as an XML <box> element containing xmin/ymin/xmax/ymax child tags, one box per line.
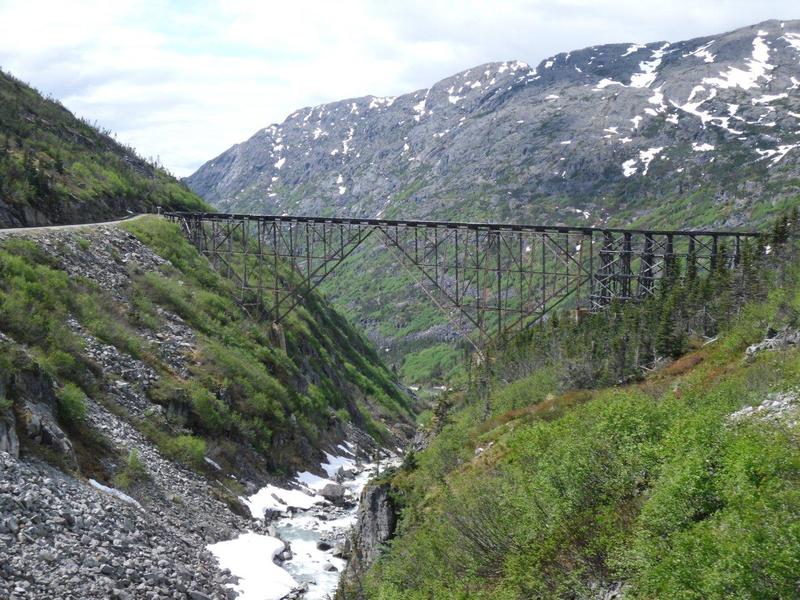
<box><xmin>164</xmin><ymin>435</ymin><xmax>206</xmax><ymax>470</ymax></box>
<box><xmin>57</xmin><ymin>382</ymin><xmax>87</xmax><ymax>429</ymax></box>
<box><xmin>113</xmin><ymin>449</ymin><xmax>149</xmax><ymax>490</ymax></box>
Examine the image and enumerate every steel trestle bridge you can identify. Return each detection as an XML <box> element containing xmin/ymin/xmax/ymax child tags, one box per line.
<box><xmin>165</xmin><ymin>212</ymin><xmax>760</xmax><ymax>348</ymax></box>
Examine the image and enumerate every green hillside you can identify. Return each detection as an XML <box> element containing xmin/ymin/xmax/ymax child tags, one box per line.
<box><xmin>346</xmin><ymin>216</ymin><xmax>800</xmax><ymax>599</ymax></box>
<box><xmin>0</xmin><ymin>68</ymin><xmax>208</xmax><ymax>227</ymax></box>
<box><xmin>0</xmin><ymin>216</ymin><xmax>413</xmax><ymax>484</ymax></box>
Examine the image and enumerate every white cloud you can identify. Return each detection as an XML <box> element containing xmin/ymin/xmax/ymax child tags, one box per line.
<box><xmin>0</xmin><ymin>0</ymin><xmax>794</xmax><ymax>176</ymax></box>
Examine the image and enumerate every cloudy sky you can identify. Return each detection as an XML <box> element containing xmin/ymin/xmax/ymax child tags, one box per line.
<box><xmin>0</xmin><ymin>1</ymin><xmax>795</xmax><ymax>176</ymax></box>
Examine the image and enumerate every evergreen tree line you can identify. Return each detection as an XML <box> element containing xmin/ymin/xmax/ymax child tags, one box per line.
<box><xmin>481</xmin><ymin>210</ymin><xmax>799</xmax><ymax>394</ymax></box>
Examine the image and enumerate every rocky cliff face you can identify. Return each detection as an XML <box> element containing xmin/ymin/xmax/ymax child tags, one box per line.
<box><xmin>337</xmin><ymin>481</ymin><xmax>398</xmax><ymax>597</ymax></box>
<box><xmin>187</xmin><ymin>19</ymin><xmax>800</xmax><ymax>230</ymax></box>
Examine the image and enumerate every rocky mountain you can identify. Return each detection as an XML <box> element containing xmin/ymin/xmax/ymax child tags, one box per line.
<box><xmin>0</xmin><ymin>69</ymin><xmax>208</xmax><ymax>227</ymax></box>
<box><xmin>185</xmin><ymin>20</ymin><xmax>800</xmax><ymax>383</ymax></box>
<box><xmin>187</xmin><ymin>19</ymin><xmax>800</xmax><ymax>230</ymax></box>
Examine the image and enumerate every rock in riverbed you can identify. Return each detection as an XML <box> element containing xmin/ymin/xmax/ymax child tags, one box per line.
<box><xmin>320</xmin><ymin>482</ymin><xmax>347</xmax><ymax>503</ymax></box>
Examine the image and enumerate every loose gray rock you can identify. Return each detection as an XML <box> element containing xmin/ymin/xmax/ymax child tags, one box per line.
<box><xmin>320</xmin><ymin>483</ymin><xmax>346</xmax><ymax>503</ymax></box>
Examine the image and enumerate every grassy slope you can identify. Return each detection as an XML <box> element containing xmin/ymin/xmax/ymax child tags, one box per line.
<box><xmin>357</xmin><ymin>237</ymin><xmax>800</xmax><ymax>599</ymax></box>
<box><xmin>0</xmin><ymin>68</ymin><xmax>209</xmax><ymax>226</ymax></box>
<box><xmin>0</xmin><ymin>216</ymin><xmax>412</xmax><ymax>482</ymax></box>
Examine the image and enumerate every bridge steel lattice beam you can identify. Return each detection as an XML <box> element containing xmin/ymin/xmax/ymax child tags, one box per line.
<box><xmin>164</xmin><ymin>211</ymin><xmax>760</xmax><ymax>347</ymax></box>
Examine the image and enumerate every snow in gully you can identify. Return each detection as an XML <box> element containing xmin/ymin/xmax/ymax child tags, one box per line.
<box><xmin>208</xmin><ymin>443</ymin><xmax>399</xmax><ymax>600</ymax></box>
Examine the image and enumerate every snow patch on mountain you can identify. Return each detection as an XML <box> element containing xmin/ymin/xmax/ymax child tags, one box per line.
<box><xmin>684</xmin><ymin>39</ymin><xmax>716</xmax><ymax>63</ymax></box>
<box><xmin>593</xmin><ymin>78</ymin><xmax>625</xmax><ymax>91</ymax></box>
<box><xmin>622</xmin><ymin>43</ymin><xmax>646</xmax><ymax>57</ymax></box>
<box><xmin>630</xmin><ymin>43</ymin><xmax>670</xmax><ymax>88</ymax></box>
<box><xmin>703</xmin><ymin>33</ymin><xmax>774</xmax><ymax>90</ymax></box>
<box><xmin>756</xmin><ymin>143</ymin><xmax>800</xmax><ymax>166</ymax></box>
<box><xmin>639</xmin><ymin>147</ymin><xmax>664</xmax><ymax>175</ymax></box>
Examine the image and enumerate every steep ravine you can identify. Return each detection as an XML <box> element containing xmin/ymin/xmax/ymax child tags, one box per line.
<box><xmin>0</xmin><ymin>218</ymin><xmax>414</xmax><ymax>599</ymax></box>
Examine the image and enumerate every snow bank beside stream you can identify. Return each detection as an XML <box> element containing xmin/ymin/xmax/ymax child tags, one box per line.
<box><xmin>208</xmin><ymin>446</ymin><xmax>399</xmax><ymax>600</ymax></box>
<box><xmin>208</xmin><ymin>533</ymin><xmax>296</xmax><ymax>600</ymax></box>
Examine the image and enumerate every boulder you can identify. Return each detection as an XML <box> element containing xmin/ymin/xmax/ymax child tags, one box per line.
<box><xmin>263</xmin><ymin>508</ymin><xmax>282</xmax><ymax>523</ymax></box>
<box><xmin>335</xmin><ymin>465</ymin><xmax>356</xmax><ymax>481</ymax></box>
<box><xmin>0</xmin><ymin>410</ymin><xmax>19</xmax><ymax>457</ymax></box>
<box><xmin>320</xmin><ymin>483</ymin><xmax>346</xmax><ymax>503</ymax></box>
<box><xmin>332</xmin><ymin>538</ymin><xmax>351</xmax><ymax>558</ymax></box>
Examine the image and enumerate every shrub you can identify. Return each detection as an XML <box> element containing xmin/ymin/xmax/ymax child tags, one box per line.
<box><xmin>165</xmin><ymin>435</ymin><xmax>206</xmax><ymax>469</ymax></box>
<box><xmin>57</xmin><ymin>382</ymin><xmax>87</xmax><ymax>428</ymax></box>
<box><xmin>42</xmin><ymin>348</ymin><xmax>77</xmax><ymax>379</ymax></box>
<box><xmin>189</xmin><ymin>384</ymin><xmax>230</xmax><ymax>433</ymax></box>
<box><xmin>113</xmin><ymin>448</ymin><xmax>148</xmax><ymax>490</ymax></box>
<box><xmin>335</xmin><ymin>407</ymin><xmax>351</xmax><ymax>423</ymax></box>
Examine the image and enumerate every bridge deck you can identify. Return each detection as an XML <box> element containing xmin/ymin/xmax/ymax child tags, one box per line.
<box><xmin>166</xmin><ymin>211</ymin><xmax>760</xmax><ymax>238</ymax></box>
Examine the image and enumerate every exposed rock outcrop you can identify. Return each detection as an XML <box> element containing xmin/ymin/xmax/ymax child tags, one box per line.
<box><xmin>1</xmin><ymin>353</ymin><xmax>77</xmax><ymax>468</ymax></box>
<box><xmin>22</xmin><ymin>400</ymin><xmax>77</xmax><ymax>469</ymax></box>
<box><xmin>745</xmin><ymin>328</ymin><xmax>800</xmax><ymax>358</ymax></box>
<box><xmin>338</xmin><ymin>480</ymin><xmax>398</xmax><ymax>596</ymax></box>
<box><xmin>0</xmin><ymin>411</ymin><xmax>18</xmax><ymax>457</ymax></box>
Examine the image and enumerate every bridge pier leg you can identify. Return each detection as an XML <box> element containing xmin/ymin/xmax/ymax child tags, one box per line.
<box><xmin>271</xmin><ymin>322</ymin><xmax>287</xmax><ymax>353</ymax></box>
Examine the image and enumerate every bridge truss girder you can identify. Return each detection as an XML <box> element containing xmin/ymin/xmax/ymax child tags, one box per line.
<box><xmin>168</xmin><ymin>212</ymin><xmax>757</xmax><ymax>347</ymax></box>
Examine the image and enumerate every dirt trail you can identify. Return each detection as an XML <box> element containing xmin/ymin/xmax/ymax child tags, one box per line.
<box><xmin>0</xmin><ymin>213</ymin><xmax>147</xmax><ymax>235</ymax></box>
